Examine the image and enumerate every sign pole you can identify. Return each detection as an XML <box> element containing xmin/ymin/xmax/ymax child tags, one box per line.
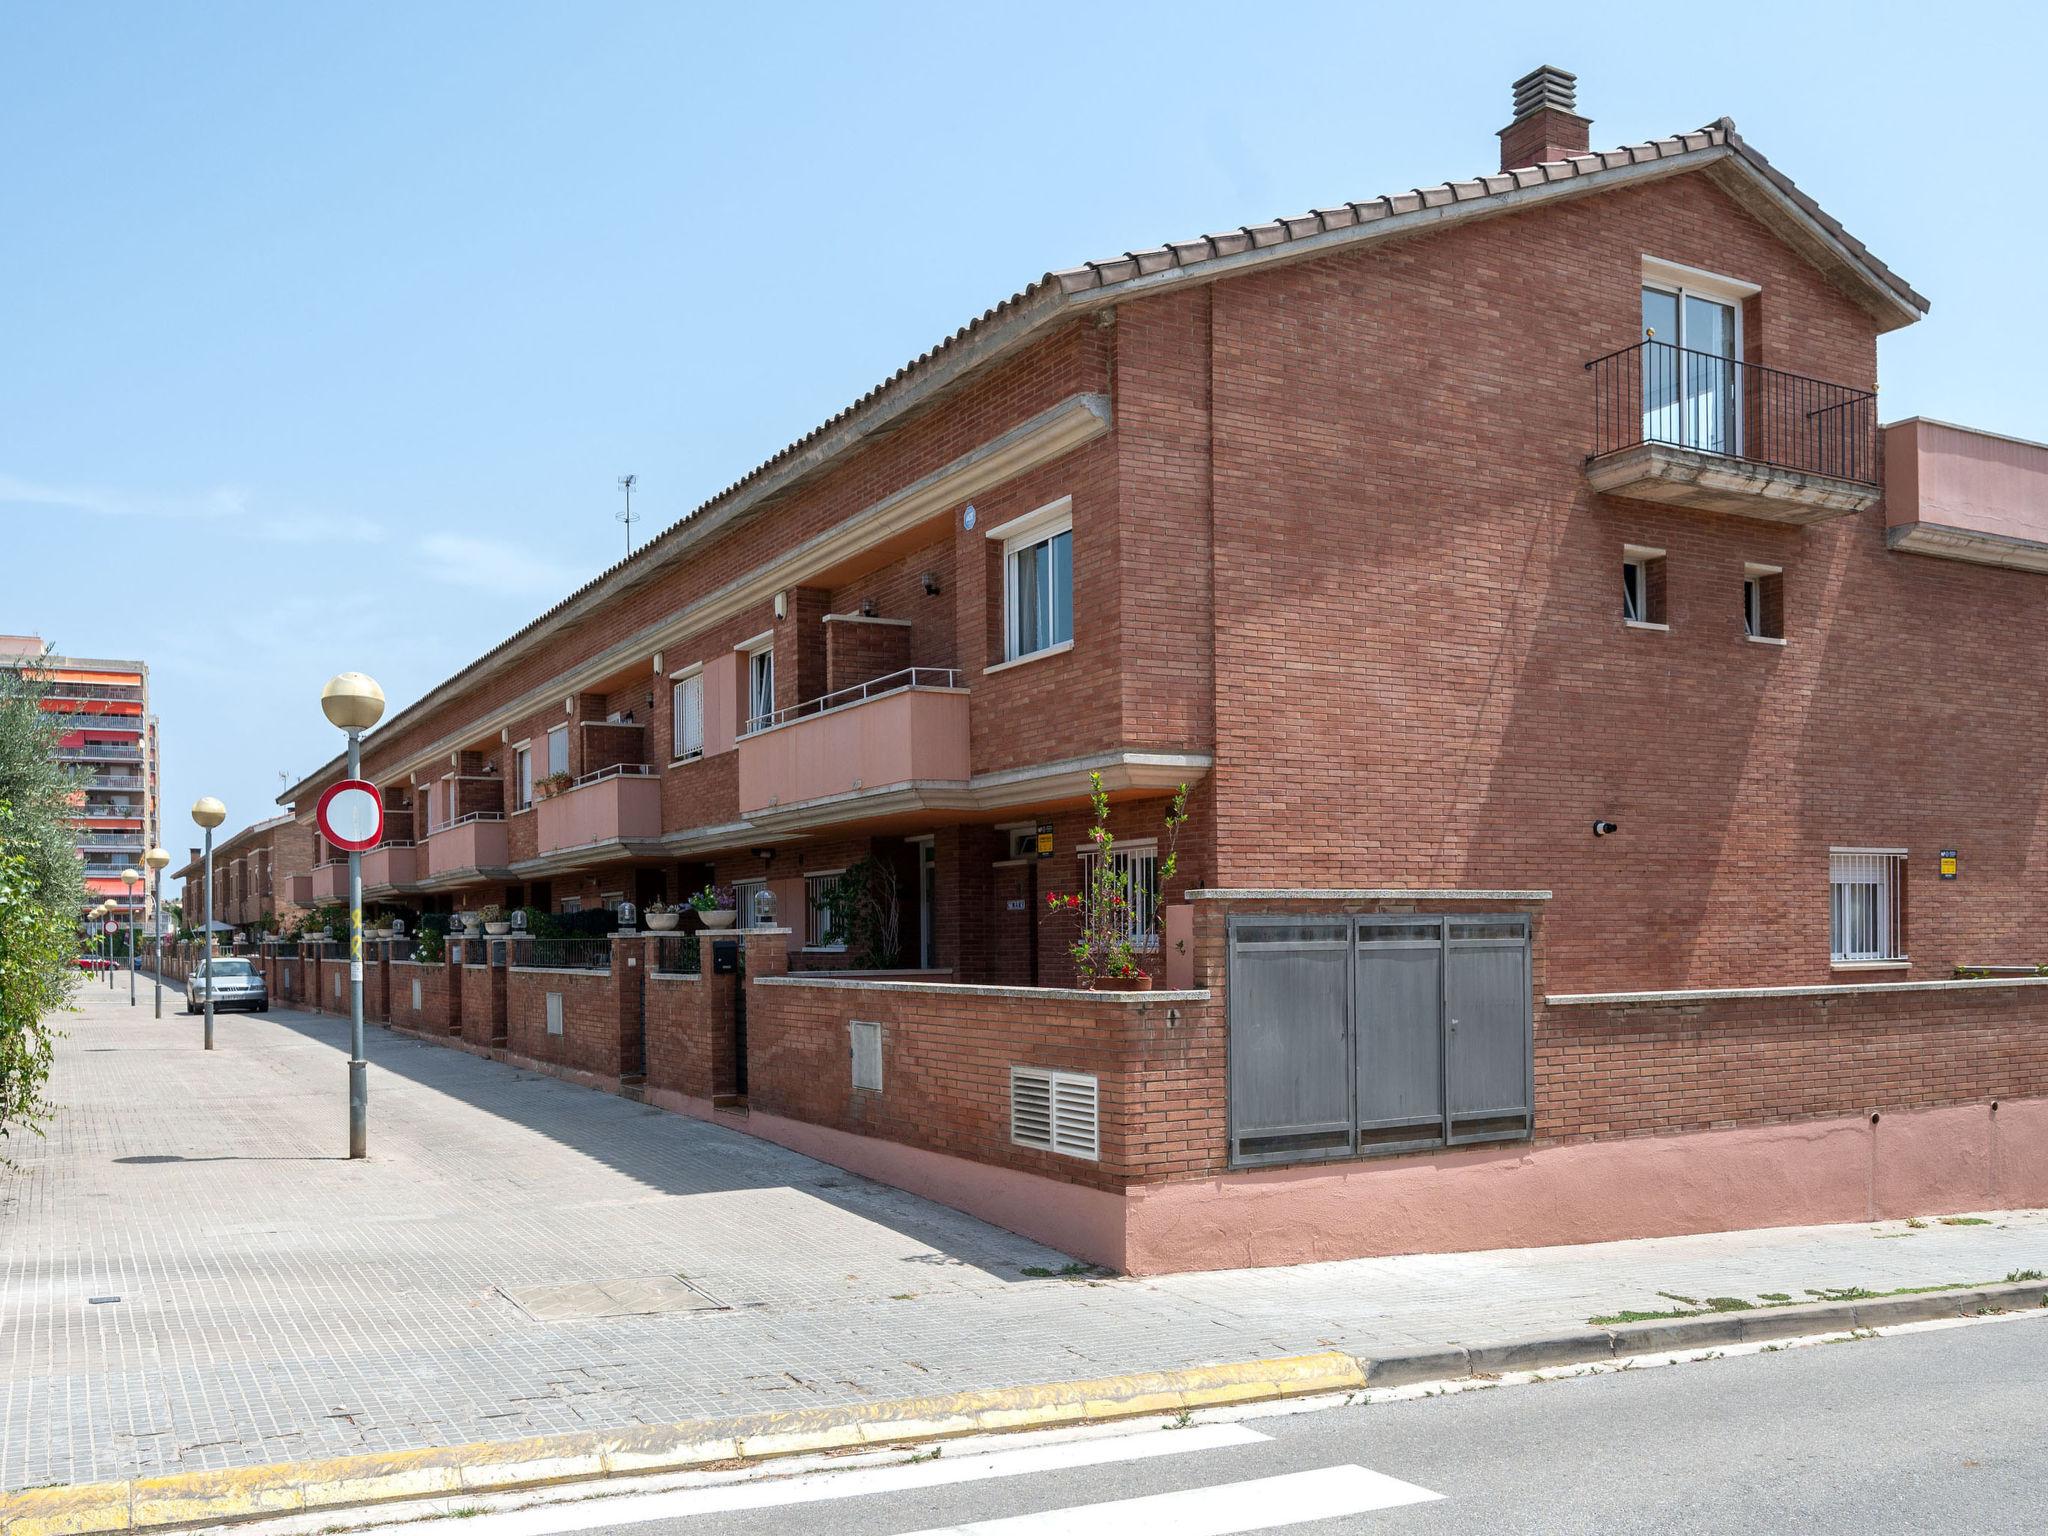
<box><xmin>203</xmin><ymin>825</ymin><xmax>215</xmax><ymax>1049</ymax></box>
<box><xmin>347</xmin><ymin>730</ymin><xmax>368</xmax><ymax>1160</ymax></box>
<box><xmin>153</xmin><ymin>868</ymin><xmax>163</xmax><ymax>1019</ymax></box>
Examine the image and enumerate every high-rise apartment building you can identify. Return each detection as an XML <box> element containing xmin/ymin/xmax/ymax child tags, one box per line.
<box><xmin>0</xmin><ymin>634</ymin><xmax>160</xmax><ymax>919</ymax></box>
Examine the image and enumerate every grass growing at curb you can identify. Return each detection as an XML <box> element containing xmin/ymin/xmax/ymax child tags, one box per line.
<box><xmin>1590</xmin><ymin>1276</ymin><xmax>2036</xmax><ymax>1327</ymax></box>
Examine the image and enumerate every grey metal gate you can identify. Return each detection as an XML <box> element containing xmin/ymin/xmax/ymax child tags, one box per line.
<box><xmin>1228</xmin><ymin>914</ymin><xmax>1531</xmax><ymax>1168</ymax></box>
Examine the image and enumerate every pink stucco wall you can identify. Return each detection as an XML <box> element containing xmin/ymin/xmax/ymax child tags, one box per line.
<box><xmin>536</xmin><ymin>774</ymin><xmax>662</xmax><ymax>853</ymax></box>
<box><xmin>737</xmin><ymin>686</ymin><xmax>970</xmax><ymax>814</ymax></box>
<box><xmin>1885</xmin><ymin>417</ymin><xmax>2048</xmax><ymax>546</ymax></box>
<box><xmin>425</xmin><ymin>817</ymin><xmax>509</xmax><ymax>876</ymax></box>
<box><xmin>362</xmin><ymin>844</ymin><xmax>417</xmax><ymax>888</ymax></box>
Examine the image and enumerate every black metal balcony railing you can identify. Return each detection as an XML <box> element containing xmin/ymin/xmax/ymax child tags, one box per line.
<box><xmin>1587</xmin><ymin>340</ymin><xmax>1879</xmax><ymax>486</ymax></box>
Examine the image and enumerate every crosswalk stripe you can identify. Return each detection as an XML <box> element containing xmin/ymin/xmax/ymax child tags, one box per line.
<box><xmin>892</xmin><ymin>1464</ymin><xmax>1445</xmax><ymax>1535</ymax></box>
<box><xmin>363</xmin><ymin>1422</ymin><xmax>1270</xmax><ymax>1536</ymax></box>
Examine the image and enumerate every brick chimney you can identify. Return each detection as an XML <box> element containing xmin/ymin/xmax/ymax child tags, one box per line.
<box><xmin>1498</xmin><ymin>65</ymin><xmax>1590</xmax><ymax>172</ymax></box>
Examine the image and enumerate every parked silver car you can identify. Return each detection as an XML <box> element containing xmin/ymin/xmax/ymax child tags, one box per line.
<box><xmin>186</xmin><ymin>957</ymin><xmax>269</xmax><ymax>1014</ymax></box>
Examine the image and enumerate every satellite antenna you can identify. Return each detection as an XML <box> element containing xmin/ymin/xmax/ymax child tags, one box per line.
<box><xmin>617</xmin><ymin>475</ymin><xmax>638</xmax><ymax>558</ymax></box>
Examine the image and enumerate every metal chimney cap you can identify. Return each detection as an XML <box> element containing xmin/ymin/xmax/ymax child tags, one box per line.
<box><xmin>1510</xmin><ymin>65</ymin><xmax>1578</xmax><ymax>120</ymax></box>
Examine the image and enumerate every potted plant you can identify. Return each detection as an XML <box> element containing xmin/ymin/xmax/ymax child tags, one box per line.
<box><xmin>536</xmin><ymin>771</ymin><xmax>574</xmax><ymax>800</ymax></box>
<box><xmin>690</xmin><ymin>883</ymin><xmax>737</xmax><ymax>929</ymax></box>
<box><xmin>480</xmin><ymin>904</ymin><xmax>510</xmax><ymax>936</ymax></box>
<box><xmin>1046</xmin><ymin>771</ymin><xmax>1155</xmax><ymax>990</ymax></box>
<box><xmin>644</xmin><ymin>900</ymin><xmax>681</xmax><ymax>932</ymax></box>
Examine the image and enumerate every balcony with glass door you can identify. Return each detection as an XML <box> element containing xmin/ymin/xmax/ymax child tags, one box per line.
<box><xmin>1585</xmin><ymin>285</ymin><xmax>1880</xmax><ymax>523</ymax></box>
<box><xmin>738</xmin><ymin>667</ymin><xmax>970</xmax><ymax>827</ymax></box>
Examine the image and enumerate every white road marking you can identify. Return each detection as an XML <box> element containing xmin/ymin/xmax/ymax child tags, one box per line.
<box><xmin>360</xmin><ymin>1422</ymin><xmax>1269</xmax><ymax>1536</ymax></box>
<box><xmin>894</xmin><ymin>1464</ymin><xmax>1445</xmax><ymax>1535</ymax></box>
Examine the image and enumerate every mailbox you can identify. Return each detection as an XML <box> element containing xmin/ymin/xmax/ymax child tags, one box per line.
<box><xmin>711</xmin><ymin>939</ymin><xmax>740</xmax><ymax>975</ymax></box>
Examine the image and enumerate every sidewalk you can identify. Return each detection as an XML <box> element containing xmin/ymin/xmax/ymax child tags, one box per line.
<box><xmin>7</xmin><ymin>985</ymin><xmax>2045</xmax><ymax>1498</ymax></box>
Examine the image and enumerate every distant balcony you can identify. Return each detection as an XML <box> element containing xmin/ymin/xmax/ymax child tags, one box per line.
<box><xmin>1885</xmin><ymin>418</ymin><xmax>2048</xmax><ymax>573</ymax></box>
<box><xmin>55</xmin><ymin>743</ymin><xmax>143</xmax><ymax>762</ymax></box>
<box><xmin>311</xmin><ymin>861</ymin><xmax>348</xmax><ymax>902</ymax></box>
<box><xmin>361</xmin><ymin>841</ymin><xmax>420</xmax><ymax>892</ymax></box>
<box><xmin>1585</xmin><ymin>341</ymin><xmax>1881</xmax><ymax>523</ymax></box>
<box><xmin>739</xmin><ymin>669</ymin><xmax>970</xmax><ymax>824</ymax></box>
<box><xmin>424</xmin><ymin>813</ymin><xmax>509</xmax><ymax>881</ymax></box>
<box><xmin>285</xmin><ymin>873</ymin><xmax>313</xmax><ymax>906</ymax></box>
<box><xmin>536</xmin><ymin>764</ymin><xmax>660</xmax><ymax>855</ymax></box>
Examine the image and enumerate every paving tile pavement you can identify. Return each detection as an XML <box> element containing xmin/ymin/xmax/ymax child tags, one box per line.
<box><xmin>5</xmin><ymin>983</ymin><xmax>2045</xmax><ymax>1491</ymax></box>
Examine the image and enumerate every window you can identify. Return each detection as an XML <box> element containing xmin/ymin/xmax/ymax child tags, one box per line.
<box><xmin>805</xmin><ymin>871</ymin><xmax>844</xmax><ymax>950</ymax></box>
<box><xmin>1010</xmin><ymin>1067</ymin><xmax>1098</xmax><ymax>1159</ymax></box>
<box><xmin>1639</xmin><ymin>261</ymin><xmax>1754</xmax><ymax>459</ymax></box>
<box><xmin>1077</xmin><ymin>839</ymin><xmax>1158</xmax><ymax>952</ymax></box>
<box><xmin>671</xmin><ymin>671</ymin><xmax>704</xmax><ymax>759</ymax></box>
<box><xmin>1831</xmin><ymin>851</ymin><xmax>1906</xmax><ymax>963</ymax></box>
<box><xmin>1744</xmin><ymin>563</ymin><xmax>1784</xmax><ymax>641</ymax></box>
<box><xmin>746</xmin><ymin>646</ymin><xmax>775</xmax><ymax>732</ymax></box>
<box><xmin>546</xmin><ymin>725</ymin><xmax>569</xmax><ymax>778</ymax></box>
<box><xmin>987</xmin><ymin>497</ymin><xmax>1074</xmax><ymax>663</ymax></box>
<box><xmin>1623</xmin><ymin>545</ymin><xmax>1667</xmax><ymax>628</ymax></box>
<box><xmin>513</xmin><ymin>744</ymin><xmax>533</xmax><ymax>810</ymax></box>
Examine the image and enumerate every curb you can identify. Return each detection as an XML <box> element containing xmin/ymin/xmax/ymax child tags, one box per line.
<box><xmin>6</xmin><ymin>1281</ymin><xmax>2043</xmax><ymax>1536</ymax></box>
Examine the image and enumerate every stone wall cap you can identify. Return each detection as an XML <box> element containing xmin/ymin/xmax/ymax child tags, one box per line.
<box><xmin>1547</xmin><ymin>975</ymin><xmax>2048</xmax><ymax>1007</ymax></box>
<box><xmin>1191</xmin><ymin>888</ymin><xmax>1552</xmax><ymax>902</ymax></box>
<box><xmin>754</xmin><ymin>976</ymin><xmax>1210</xmax><ymax>1004</ymax></box>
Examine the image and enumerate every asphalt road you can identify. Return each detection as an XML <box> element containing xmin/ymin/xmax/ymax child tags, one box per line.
<box><xmin>439</xmin><ymin>1312</ymin><xmax>2048</xmax><ymax>1535</ymax></box>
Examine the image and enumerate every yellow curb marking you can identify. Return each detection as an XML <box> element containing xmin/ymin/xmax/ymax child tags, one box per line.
<box><xmin>0</xmin><ymin>1352</ymin><xmax>1366</xmax><ymax>1536</ymax></box>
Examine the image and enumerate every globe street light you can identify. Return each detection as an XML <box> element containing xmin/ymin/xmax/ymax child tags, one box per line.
<box><xmin>94</xmin><ymin>900</ymin><xmax>114</xmax><ymax>984</ymax></box>
<box><xmin>120</xmin><ymin>868</ymin><xmax>141</xmax><ymax>1006</ymax></box>
<box><xmin>145</xmin><ymin>846</ymin><xmax>171</xmax><ymax>1019</ymax></box>
<box><xmin>192</xmin><ymin>796</ymin><xmax>226</xmax><ymax>1050</ymax></box>
<box><xmin>321</xmin><ymin>671</ymin><xmax>385</xmax><ymax>1160</ymax></box>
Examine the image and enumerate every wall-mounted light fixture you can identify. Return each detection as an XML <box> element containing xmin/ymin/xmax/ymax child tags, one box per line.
<box><xmin>1592</xmin><ymin>820</ymin><xmax>1620</xmax><ymax>837</ymax></box>
<box><xmin>774</xmin><ymin>591</ymin><xmax>788</xmax><ymax>621</ymax></box>
<box><xmin>859</xmin><ymin>597</ymin><xmax>878</xmax><ymax>617</ymax></box>
<box><xmin>921</xmin><ymin>571</ymin><xmax>941</xmax><ymax>596</ymax></box>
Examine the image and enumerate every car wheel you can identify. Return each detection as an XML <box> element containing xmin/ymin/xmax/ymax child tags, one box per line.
<box><xmin>257</xmin><ymin>1003</ymin><xmax>269</xmax><ymax>1013</ymax></box>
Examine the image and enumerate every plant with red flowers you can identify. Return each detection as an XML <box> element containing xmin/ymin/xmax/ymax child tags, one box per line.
<box><xmin>1045</xmin><ymin>771</ymin><xmax>1143</xmax><ymax>986</ymax></box>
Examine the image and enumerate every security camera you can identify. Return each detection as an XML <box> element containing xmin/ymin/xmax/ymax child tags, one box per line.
<box><xmin>1592</xmin><ymin>820</ymin><xmax>1619</xmax><ymax>837</ymax></box>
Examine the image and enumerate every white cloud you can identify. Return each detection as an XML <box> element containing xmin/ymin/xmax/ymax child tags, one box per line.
<box><xmin>417</xmin><ymin>533</ymin><xmax>573</xmax><ymax>595</ymax></box>
<box><xmin>0</xmin><ymin>472</ymin><xmax>248</xmax><ymax>520</ymax></box>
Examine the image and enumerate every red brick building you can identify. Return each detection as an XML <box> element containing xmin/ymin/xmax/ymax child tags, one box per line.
<box><xmin>265</xmin><ymin>69</ymin><xmax>2048</xmax><ymax>1271</ymax></box>
<box><xmin>171</xmin><ymin>813</ymin><xmax>314</xmax><ymax>936</ymax></box>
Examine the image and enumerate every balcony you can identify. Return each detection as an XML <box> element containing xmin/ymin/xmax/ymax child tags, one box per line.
<box><xmin>285</xmin><ymin>873</ymin><xmax>313</xmax><ymax>906</ymax></box>
<box><xmin>739</xmin><ymin>668</ymin><xmax>970</xmax><ymax>826</ymax></box>
<box><xmin>535</xmin><ymin>764</ymin><xmax>661</xmax><ymax>856</ymax></box>
<box><xmin>361</xmin><ymin>841</ymin><xmax>420</xmax><ymax>893</ymax></box>
<box><xmin>311</xmin><ymin>861</ymin><xmax>348</xmax><ymax>902</ymax></box>
<box><xmin>1884</xmin><ymin>418</ymin><xmax>2048</xmax><ymax>573</ymax></box>
<box><xmin>55</xmin><ymin>743</ymin><xmax>143</xmax><ymax>761</ymax></box>
<box><xmin>423</xmin><ymin>812</ymin><xmax>510</xmax><ymax>886</ymax></box>
<box><xmin>1584</xmin><ymin>342</ymin><xmax>1881</xmax><ymax>523</ymax></box>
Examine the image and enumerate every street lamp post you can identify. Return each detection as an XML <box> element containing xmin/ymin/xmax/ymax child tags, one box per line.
<box><xmin>121</xmin><ymin>868</ymin><xmax>140</xmax><ymax>1006</ymax></box>
<box><xmin>192</xmin><ymin>797</ymin><xmax>226</xmax><ymax>1050</ymax></box>
<box><xmin>95</xmin><ymin>901</ymin><xmax>114</xmax><ymax>984</ymax></box>
<box><xmin>322</xmin><ymin>671</ymin><xmax>385</xmax><ymax>1161</ymax></box>
<box><xmin>145</xmin><ymin>847</ymin><xmax>170</xmax><ymax>1019</ymax></box>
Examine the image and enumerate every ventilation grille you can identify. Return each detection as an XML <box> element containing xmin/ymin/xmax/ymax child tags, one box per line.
<box><xmin>411</xmin><ymin>978</ymin><xmax>422</xmax><ymax>1012</ymax></box>
<box><xmin>1010</xmin><ymin>1067</ymin><xmax>1099</xmax><ymax>1161</ymax></box>
<box><xmin>545</xmin><ymin>992</ymin><xmax>565</xmax><ymax>1036</ymax></box>
<box><xmin>849</xmin><ymin>1020</ymin><xmax>883</xmax><ymax>1092</ymax></box>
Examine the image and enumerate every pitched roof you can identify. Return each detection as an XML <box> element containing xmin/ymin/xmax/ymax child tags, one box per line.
<box><xmin>280</xmin><ymin>115</ymin><xmax>1923</xmax><ymax>805</ymax></box>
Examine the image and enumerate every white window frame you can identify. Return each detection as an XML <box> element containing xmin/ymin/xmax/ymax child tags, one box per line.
<box><xmin>670</xmin><ymin>666</ymin><xmax>704</xmax><ymax>761</ymax></box>
<box><xmin>546</xmin><ymin>724</ymin><xmax>569</xmax><ymax>778</ymax></box>
<box><xmin>1744</xmin><ymin>562</ymin><xmax>1784</xmax><ymax>643</ymax></box>
<box><xmin>986</xmin><ymin>497</ymin><xmax>1074</xmax><ymax>664</ymax></box>
<box><xmin>1830</xmin><ymin>849</ymin><xmax>1906</xmax><ymax>964</ymax></box>
<box><xmin>1623</xmin><ymin>544</ymin><xmax>1667</xmax><ymax>630</ymax></box>
<box><xmin>512</xmin><ymin>741</ymin><xmax>533</xmax><ymax>810</ymax></box>
<box><xmin>1640</xmin><ymin>258</ymin><xmax>1756</xmax><ymax>457</ymax></box>
<box><xmin>1076</xmin><ymin>837</ymin><xmax>1159</xmax><ymax>953</ymax></box>
<box><xmin>804</xmin><ymin>869</ymin><xmax>845</xmax><ymax>952</ymax></box>
<box><xmin>739</xmin><ymin>638</ymin><xmax>775</xmax><ymax>733</ymax></box>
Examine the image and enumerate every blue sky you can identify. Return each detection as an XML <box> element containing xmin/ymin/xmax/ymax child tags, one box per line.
<box><xmin>3</xmin><ymin>0</ymin><xmax>2042</xmax><ymax>857</ymax></box>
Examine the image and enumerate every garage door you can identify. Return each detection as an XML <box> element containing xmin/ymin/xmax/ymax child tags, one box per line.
<box><xmin>1227</xmin><ymin>914</ymin><xmax>1532</xmax><ymax>1168</ymax></box>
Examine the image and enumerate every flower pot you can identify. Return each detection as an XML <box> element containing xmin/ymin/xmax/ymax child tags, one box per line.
<box><xmin>646</xmin><ymin>912</ymin><xmax>680</xmax><ymax>932</ymax></box>
<box><xmin>697</xmin><ymin>909</ymin><xmax>737</xmax><ymax>929</ymax></box>
<box><xmin>1090</xmin><ymin>972</ymin><xmax>1154</xmax><ymax>992</ymax></box>
<box><xmin>485</xmin><ymin>922</ymin><xmax>511</xmax><ymax>936</ymax></box>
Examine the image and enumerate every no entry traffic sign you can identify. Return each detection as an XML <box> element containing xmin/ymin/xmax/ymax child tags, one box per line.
<box><xmin>317</xmin><ymin>778</ymin><xmax>384</xmax><ymax>853</ymax></box>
